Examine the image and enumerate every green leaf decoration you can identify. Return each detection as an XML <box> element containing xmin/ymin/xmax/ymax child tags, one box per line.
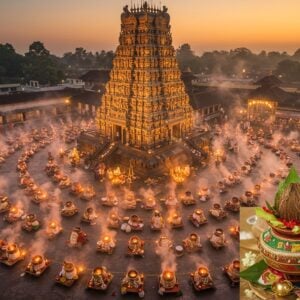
<box><xmin>274</xmin><ymin>167</ymin><xmax>300</xmax><ymax>210</ymax></box>
<box><xmin>240</xmin><ymin>260</ymin><xmax>268</xmax><ymax>283</ymax></box>
<box><xmin>269</xmin><ymin>220</ymin><xmax>285</xmax><ymax>228</ymax></box>
<box><xmin>292</xmin><ymin>226</ymin><xmax>300</xmax><ymax>234</ymax></box>
<box><xmin>265</xmin><ymin>201</ymin><xmax>275</xmax><ymax>212</ymax></box>
<box><xmin>256</xmin><ymin>207</ymin><xmax>278</xmax><ymax>222</ymax></box>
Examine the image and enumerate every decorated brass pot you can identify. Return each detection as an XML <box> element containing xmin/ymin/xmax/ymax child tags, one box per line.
<box><xmin>258</xmin><ymin>226</ymin><xmax>300</xmax><ymax>275</ymax></box>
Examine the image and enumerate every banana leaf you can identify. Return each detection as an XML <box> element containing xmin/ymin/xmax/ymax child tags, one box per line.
<box><xmin>240</xmin><ymin>260</ymin><xmax>268</xmax><ymax>283</ymax></box>
<box><xmin>256</xmin><ymin>207</ymin><xmax>277</xmax><ymax>222</ymax></box>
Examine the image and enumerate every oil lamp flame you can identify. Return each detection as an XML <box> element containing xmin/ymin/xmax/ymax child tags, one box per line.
<box><xmin>129</xmin><ymin>270</ymin><xmax>137</xmax><ymax>278</ymax></box>
<box><xmin>103</xmin><ymin>235</ymin><xmax>110</xmax><ymax>242</ymax></box>
<box><xmin>198</xmin><ymin>267</ymin><xmax>208</xmax><ymax>277</ymax></box>
<box><xmin>163</xmin><ymin>270</ymin><xmax>174</xmax><ymax>281</ymax></box>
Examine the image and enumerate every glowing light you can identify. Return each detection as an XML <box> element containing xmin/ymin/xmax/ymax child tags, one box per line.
<box><xmin>170</xmin><ymin>165</ymin><xmax>190</xmax><ymax>184</ymax></box>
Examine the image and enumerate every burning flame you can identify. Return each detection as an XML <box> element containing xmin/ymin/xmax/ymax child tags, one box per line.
<box><xmin>170</xmin><ymin>165</ymin><xmax>190</xmax><ymax>184</ymax></box>
<box><xmin>163</xmin><ymin>270</ymin><xmax>174</xmax><ymax>281</ymax></box>
<box><xmin>107</xmin><ymin>166</ymin><xmax>126</xmax><ymax>185</ymax></box>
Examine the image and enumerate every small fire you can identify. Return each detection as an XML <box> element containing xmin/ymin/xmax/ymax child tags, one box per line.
<box><xmin>7</xmin><ymin>244</ymin><xmax>16</xmax><ymax>252</ymax></box>
<box><xmin>163</xmin><ymin>270</ymin><xmax>174</xmax><ymax>281</ymax></box>
<box><xmin>103</xmin><ymin>235</ymin><xmax>110</xmax><ymax>242</ymax></box>
<box><xmin>10</xmin><ymin>207</ymin><xmax>17</xmax><ymax>214</ymax></box>
<box><xmin>233</xmin><ymin>260</ymin><xmax>240</xmax><ymax>270</ymax></box>
<box><xmin>131</xmin><ymin>237</ymin><xmax>138</xmax><ymax>244</ymax></box>
<box><xmin>170</xmin><ymin>165</ymin><xmax>190</xmax><ymax>184</ymax></box>
<box><xmin>78</xmin><ymin>266</ymin><xmax>84</xmax><ymax>273</ymax></box>
<box><xmin>94</xmin><ymin>267</ymin><xmax>102</xmax><ymax>275</ymax></box>
<box><xmin>107</xmin><ymin>166</ymin><xmax>126</xmax><ymax>185</ymax></box>
<box><xmin>33</xmin><ymin>255</ymin><xmax>43</xmax><ymax>264</ymax></box>
<box><xmin>129</xmin><ymin>270</ymin><xmax>137</xmax><ymax>278</ymax></box>
<box><xmin>198</xmin><ymin>267</ymin><xmax>208</xmax><ymax>277</ymax></box>
<box><xmin>50</xmin><ymin>221</ymin><xmax>57</xmax><ymax>228</ymax></box>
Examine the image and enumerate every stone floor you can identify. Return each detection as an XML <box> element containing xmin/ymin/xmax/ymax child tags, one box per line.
<box><xmin>0</xmin><ymin>121</ymin><xmax>299</xmax><ymax>300</ymax></box>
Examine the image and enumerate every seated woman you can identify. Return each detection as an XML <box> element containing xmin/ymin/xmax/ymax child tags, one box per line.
<box><xmin>101</xmin><ymin>192</ymin><xmax>118</xmax><ymax>207</ymax></box>
<box><xmin>158</xmin><ymin>270</ymin><xmax>180</xmax><ymax>295</ymax></box>
<box><xmin>217</xmin><ymin>181</ymin><xmax>227</xmax><ymax>194</ymax></box>
<box><xmin>189</xmin><ymin>208</ymin><xmax>207</xmax><ymax>227</ymax></box>
<box><xmin>107</xmin><ymin>209</ymin><xmax>121</xmax><ymax>229</ymax></box>
<box><xmin>81</xmin><ymin>207</ymin><xmax>98</xmax><ymax>225</ymax></box>
<box><xmin>46</xmin><ymin>221</ymin><xmax>63</xmax><ymax>239</ymax></box>
<box><xmin>168</xmin><ymin>211</ymin><xmax>183</xmax><ymax>229</ymax></box>
<box><xmin>122</xmin><ymin>191</ymin><xmax>136</xmax><ymax>210</ymax></box>
<box><xmin>69</xmin><ymin>182</ymin><xmax>84</xmax><ymax>196</ymax></box>
<box><xmin>165</xmin><ymin>195</ymin><xmax>179</xmax><ymax>208</ymax></box>
<box><xmin>56</xmin><ymin>261</ymin><xmax>80</xmax><ymax>287</ymax></box>
<box><xmin>209</xmin><ymin>203</ymin><xmax>227</xmax><ymax>220</ymax></box>
<box><xmin>25</xmin><ymin>255</ymin><xmax>50</xmax><ymax>277</ymax></box>
<box><xmin>190</xmin><ymin>266</ymin><xmax>214</xmax><ymax>291</ymax></box>
<box><xmin>0</xmin><ymin>243</ymin><xmax>26</xmax><ymax>266</ymax></box>
<box><xmin>67</xmin><ymin>227</ymin><xmax>88</xmax><ymax>248</ymax></box>
<box><xmin>24</xmin><ymin>183</ymin><xmax>38</xmax><ymax>196</ymax></box>
<box><xmin>240</xmin><ymin>191</ymin><xmax>256</xmax><ymax>207</ymax></box>
<box><xmin>151</xmin><ymin>210</ymin><xmax>164</xmax><ymax>231</ymax></box>
<box><xmin>224</xmin><ymin>175</ymin><xmax>235</xmax><ymax>187</ymax></box>
<box><xmin>223</xmin><ymin>259</ymin><xmax>240</xmax><ymax>286</ymax></box>
<box><xmin>182</xmin><ymin>233</ymin><xmax>202</xmax><ymax>252</ymax></box>
<box><xmin>155</xmin><ymin>236</ymin><xmax>173</xmax><ymax>255</ymax></box>
<box><xmin>4</xmin><ymin>206</ymin><xmax>25</xmax><ymax>224</ymax></box>
<box><xmin>232</xmin><ymin>171</ymin><xmax>241</xmax><ymax>184</ymax></box>
<box><xmin>0</xmin><ymin>196</ymin><xmax>10</xmax><ymax>213</ymax></box>
<box><xmin>180</xmin><ymin>191</ymin><xmax>195</xmax><ymax>206</ymax></box>
<box><xmin>121</xmin><ymin>269</ymin><xmax>145</xmax><ymax>298</ymax></box>
<box><xmin>241</xmin><ymin>165</ymin><xmax>250</xmax><ymax>176</ymax></box>
<box><xmin>53</xmin><ymin>172</ymin><xmax>64</xmax><ymax>183</ymax></box>
<box><xmin>22</xmin><ymin>214</ymin><xmax>40</xmax><ymax>232</ymax></box>
<box><xmin>121</xmin><ymin>215</ymin><xmax>144</xmax><ymax>233</ymax></box>
<box><xmin>198</xmin><ymin>187</ymin><xmax>211</xmax><ymax>202</ymax></box>
<box><xmin>59</xmin><ymin>176</ymin><xmax>71</xmax><ymax>189</ymax></box>
<box><xmin>127</xmin><ymin>236</ymin><xmax>144</xmax><ymax>257</ymax></box>
<box><xmin>61</xmin><ymin>201</ymin><xmax>78</xmax><ymax>217</ymax></box>
<box><xmin>80</xmin><ymin>185</ymin><xmax>96</xmax><ymax>201</ymax></box>
<box><xmin>87</xmin><ymin>267</ymin><xmax>113</xmax><ymax>290</ymax></box>
<box><xmin>224</xmin><ymin>197</ymin><xmax>240</xmax><ymax>212</ymax></box>
<box><xmin>32</xmin><ymin>189</ymin><xmax>48</xmax><ymax>204</ymax></box>
<box><xmin>209</xmin><ymin>228</ymin><xmax>227</xmax><ymax>249</ymax></box>
<box><xmin>143</xmin><ymin>196</ymin><xmax>156</xmax><ymax>210</ymax></box>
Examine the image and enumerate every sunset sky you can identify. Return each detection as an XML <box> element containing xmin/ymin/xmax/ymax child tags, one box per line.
<box><xmin>1</xmin><ymin>0</ymin><xmax>300</xmax><ymax>56</ymax></box>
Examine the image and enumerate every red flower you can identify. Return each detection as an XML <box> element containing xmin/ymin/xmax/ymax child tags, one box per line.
<box><xmin>282</xmin><ymin>220</ymin><xmax>297</xmax><ymax>229</ymax></box>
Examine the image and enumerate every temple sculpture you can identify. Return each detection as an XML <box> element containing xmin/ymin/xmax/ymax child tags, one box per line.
<box><xmin>97</xmin><ymin>2</ymin><xmax>194</xmax><ymax>150</ymax></box>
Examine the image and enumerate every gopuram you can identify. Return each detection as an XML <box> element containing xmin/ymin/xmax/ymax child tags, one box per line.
<box><xmin>79</xmin><ymin>2</ymin><xmax>209</xmax><ymax>174</ymax></box>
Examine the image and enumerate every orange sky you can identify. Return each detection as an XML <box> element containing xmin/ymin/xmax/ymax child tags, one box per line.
<box><xmin>1</xmin><ymin>0</ymin><xmax>300</xmax><ymax>55</ymax></box>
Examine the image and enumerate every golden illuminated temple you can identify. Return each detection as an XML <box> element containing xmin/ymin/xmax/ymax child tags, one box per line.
<box><xmin>97</xmin><ymin>2</ymin><xmax>193</xmax><ymax>150</ymax></box>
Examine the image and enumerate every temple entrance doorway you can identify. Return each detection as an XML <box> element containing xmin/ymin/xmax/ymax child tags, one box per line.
<box><xmin>172</xmin><ymin>124</ymin><xmax>181</xmax><ymax>139</ymax></box>
<box><xmin>114</xmin><ymin>125</ymin><xmax>122</xmax><ymax>141</ymax></box>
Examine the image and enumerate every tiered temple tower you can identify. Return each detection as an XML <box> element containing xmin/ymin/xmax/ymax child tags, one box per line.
<box><xmin>97</xmin><ymin>2</ymin><xmax>193</xmax><ymax>150</ymax></box>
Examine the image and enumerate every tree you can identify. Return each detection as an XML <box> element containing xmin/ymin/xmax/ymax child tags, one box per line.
<box><xmin>23</xmin><ymin>41</ymin><xmax>64</xmax><ymax>84</ymax></box>
<box><xmin>275</xmin><ymin>59</ymin><xmax>300</xmax><ymax>81</ymax></box>
<box><xmin>26</xmin><ymin>41</ymin><xmax>50</xmax><ymax>57</ymax></box>
<box><xmin>0</xmin><ymin>43</ymin><xmax>24</xmax><ymax>83</ymax></box>
<box><xmin>293</xmin><ymin>49</ymin><xmax>300</xmax><ymax>60</ymax></box>
<box><xmin>176</xmin><ymin>43</ymin><xmax>200</xmax><ymax>72</ymax></box>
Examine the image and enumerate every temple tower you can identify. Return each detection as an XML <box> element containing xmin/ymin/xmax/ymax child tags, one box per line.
<box><xmin>97</xmin><ymin>2</ymin><xmax>193</xmax><ymax>150</ymax></box>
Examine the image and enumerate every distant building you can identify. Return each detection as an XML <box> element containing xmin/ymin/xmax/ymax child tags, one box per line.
<box><xmin>0</xmin><ymin>89</ymin><xmax>80</xmax><ymax>126</ymax></box>
<box><xmin>62</xmin><ymin>78</ymin><xmax>85</xmax><ymax>89</ymax></box>
<box><xmin>80</xmin><ymin>70</ymin><xmax>110</xmax><ymax>92</ymax></box>
<box><xmin>0</xmin><ymin>84</ymin><xmax>21</xmax><ymax>95</ymax></box>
